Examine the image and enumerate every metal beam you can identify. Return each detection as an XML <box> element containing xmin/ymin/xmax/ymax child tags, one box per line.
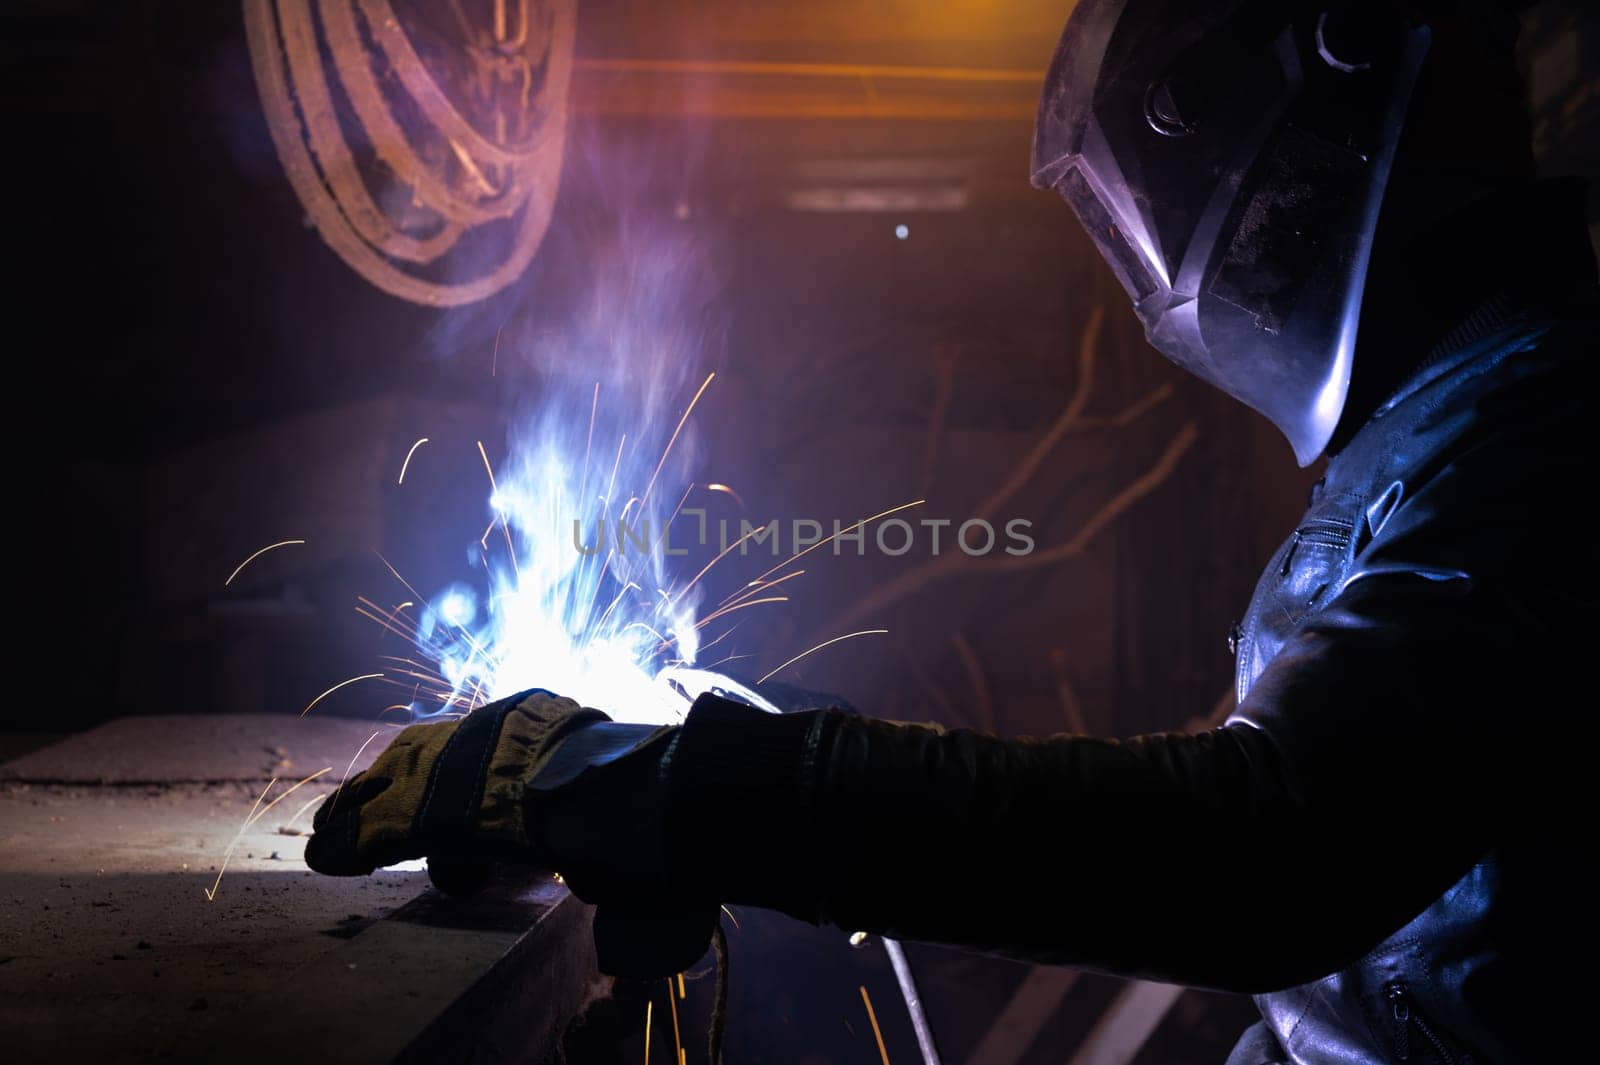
<box><xmin>570</xmin><ymin>57</ymin><xmax>1042</xmax><ymax>121</ymax></box>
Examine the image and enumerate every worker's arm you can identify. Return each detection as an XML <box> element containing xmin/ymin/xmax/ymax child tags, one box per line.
<box><xmin>663</xmin><ymin>561</ymin><xmax>1530</xmax><ymax>994</ymax></box>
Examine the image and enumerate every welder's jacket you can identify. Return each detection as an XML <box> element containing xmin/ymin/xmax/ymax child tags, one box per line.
<box><xmin>662</xmin><ymin>196</ymin><xmax>1596</xmax><ymax>1063</ymax></box>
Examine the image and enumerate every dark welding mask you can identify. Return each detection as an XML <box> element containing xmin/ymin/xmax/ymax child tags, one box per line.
<box><xmin>1032</xmin><ymin>0</ymin><xmax>1432</xmax><ymax>464</ymax></box>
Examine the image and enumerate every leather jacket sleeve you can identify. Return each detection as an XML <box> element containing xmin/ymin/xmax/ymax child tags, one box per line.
<box><xmin>661</xmin><ymin>356</ymin><xmax>1584</xmax><ymax>994</ymax></box>
<box><xmin>664</xmin><ymin>582</ymin><xmax>1519</xmax><ymax>993</ymax></box>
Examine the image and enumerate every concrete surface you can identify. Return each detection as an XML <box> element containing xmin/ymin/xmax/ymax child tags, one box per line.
<box><xmin>0</xmin><ymin>714</ymin><xmax>390</xmax><ymax>784</ymax></box>
<box><xmin>0</xmin><ymin>715</ymin><xmax>597</xmax><ymax>1064</ymax></box>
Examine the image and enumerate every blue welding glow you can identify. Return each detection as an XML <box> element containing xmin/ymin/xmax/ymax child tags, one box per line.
<box><xmin>400</xmin><ymin>216</ymin><xmax>780</xmax><ymax>726</ymax></box>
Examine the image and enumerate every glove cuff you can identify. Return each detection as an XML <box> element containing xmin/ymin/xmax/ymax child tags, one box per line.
<box><xmin>475</xmin><ymin>692</ymin><xmax>609</xmax><ymax>850</ymax></box>
<box><xmin>663</xmin><ymin>694</ymin><xmax>834</xmax><ymax>919</ymax></box>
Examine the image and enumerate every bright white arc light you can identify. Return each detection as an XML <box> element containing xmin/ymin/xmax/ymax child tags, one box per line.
<box><xmin>411</xmin><ymin>375</ymin><xmax>774</xmax><ymax>727</ymax></box>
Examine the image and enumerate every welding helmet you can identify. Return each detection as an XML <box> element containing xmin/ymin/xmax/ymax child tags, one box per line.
<box><xmin>1032</xmin><ymin>0</ymin><xmax>1432</xmax><ymax>464</ymax></box>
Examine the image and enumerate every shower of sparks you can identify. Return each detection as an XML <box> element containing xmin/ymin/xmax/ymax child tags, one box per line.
<box><xmin>344</xmin><ymin>331</ymin><xmax>921</xmax><ymax>734</ymax></box>
<box><xmin>860</xmin><ymin>986</ymin><xmax>892</xmax><ymax>1065</ymax></box>
<box><xmin>397</xmin><ymin>437</ymin><xmax>429</xmax><ymax>484</ymax></box>
<box><xmin>374</xmin><ymin>371</ymin><xmax>796</xmax><ymax>725</ymax></box>
<box><xmin>758</xmin><ymin>630</ymin><xmax>889</xmax><ymax>684</ymax></box>
<box><xmin>225</xmin><ymin>539</ymin><xmax>305</xmax><ymax>586</ymax></box>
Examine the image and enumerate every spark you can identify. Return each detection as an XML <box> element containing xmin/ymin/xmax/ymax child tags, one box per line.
<box><xmin>284</xmin><ymin>793</ymin><xmax>326</xmax><ymax>829</ymax></box>
<box><xmin>374</xmin><ymin>551</ymin><xmax>428</xmax><ymax>603</ymax></box>
<box><xmin>694</xmin><ymin>596</ymin><xmax>789</xmax><ymax>632</ymax></box>
<box><xmin>204</xmin><ymin>767</ymin><xmax>333</xmax><ymax>900</ymax></box>
<box><xmin>243</xmin><ymin>768</ymin><xmax>333</xmax><ymax>832</ymax></box>
<box><xmin>205</xmin><ymin>777</ymin><xmax>275</xmax><ymax>901</ymax></box>
<box><xmin>604</xmin><ymin>433</ymin><xmax>627</xmax><ymax>505</ymax></box>
<box><xmin>695</xmin><ymin>621</ymin><xmax>746</xmax><ymax>658</ymax></box>
<box><xmin>749</xmin><ymin>499</ymin><xmax>925</xmax><ymax>587</ymax></box>
<box><xmin>659</xmin><ymin>483</ymin><xmax>698</xmax><ymax>548</ymax></box>
<box><xmin>640</xmin><ymin>372</ymin><xmax>714</xmax><ymax>511</ymax></box>
<box><xmin>325</xmin><ymin>730</ymin><xmax>385</xmax><ymax>818</ymax></box>
<box><xmin>300</xmin><ymin>673</ymin><xmax>384</xmax><ymax>716</ymax></box>
<box><xmin>665</xmin><ymin>980</ymin><xmax>683</xmax><ymax>1065</ymax></box>
<box><xmin>225</xmin><ymin>539</ymin><xmax>305</xmax><ymax>586</ymax></box>
<box><xmin>717</xmin><ymin>569</ymin><xmax>805</xmax><ymax>610</ymax></box>
<box><xmin>356</xmin><ymin>597</ymin><xmax>423</xmax><ymax>642</ymax></box>
<box><xmin>476</xmin><ymin>440</ymin><xmax>503</xmax><ymax>494</ymax></box>
<box><xmin>580</xmin><ymin>381</ymin><xmax>599</xmax><ymax>492</ymax></box>
<box><xmin>669</xmin><ymin>525</ymin><xmax>769</xmax><ymax>608</ymax></box>
<box><xmin>593</xmin><ymin>582</ymin><xmax>643</xmax><ymax>637</ymax></box>
<box><xmin>707</xmin><ymin>482</ymin><xmax>745</xmax><ymax>509</ymax></box>
<box><xmin>397</xmin><ymin>437</ymin><xmax>429</xmax><ymax>484</ymax></box>
<box><xmin>644</xmin><ymin>999</ymin><xmax>653</xmax><ymax>1065</ymax></box>
<box><xmin>702</xmin><ymin>652</ymin><xmax>755</xmax><ymax>671</ymax></box>
<box><xmin>677</xmin><ymin>973</ymin><xmax>686</xmax><ymax>999</ymax></box>
<box><xmin>758</xmin><ymin>630</ymin><xmax>889</xmax><ymax>684</ymax></box>
<box><xmin>477</xmin><ymin>441</ymin><xmax>521</xmax><ymax>580</ymax></box>
<box><xmin>860</xmin><ymin>986</ymin><xmax>892</xmax><ymax>1065</ymax></box>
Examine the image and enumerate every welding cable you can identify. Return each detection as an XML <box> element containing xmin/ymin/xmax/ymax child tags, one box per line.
<box><xmin>276</xmin><ymin>0</ymin><xmax>463</xmax><ymax>263</ymax></box>
<box><xmin>353</xmin><ymin>0</ymin><xmax>568</xmax><ymax>170</ymax></box>
<box><xmin>317</xmin><ymin>0</ymin><xmax>536</xmax><ymax>225</ymax></box>
<box><xmin>241</xmin><ymin>0</ymin><xmax>573</xmax><ymax>306</ymax></box>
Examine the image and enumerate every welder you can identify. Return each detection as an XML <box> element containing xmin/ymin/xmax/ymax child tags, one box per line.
<box><xmin>306</xmin><ymin>2</ymin><xmax>1595</xmax><ymax>1061</ymax></box>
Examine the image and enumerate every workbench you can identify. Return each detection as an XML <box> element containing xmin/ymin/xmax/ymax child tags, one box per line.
<box><xmin>0</xmin><ymin>715</ymin><xmax>598</xmax><ymax>1064</ymax></box>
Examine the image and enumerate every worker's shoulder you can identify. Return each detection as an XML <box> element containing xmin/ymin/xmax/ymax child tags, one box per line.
<box><xmin>1339</xmin><ymin>298</ymin><xmax>1595</xmax><ymax>493</ymax></box>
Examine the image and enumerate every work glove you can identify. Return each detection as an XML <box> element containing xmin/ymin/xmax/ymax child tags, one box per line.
<box><xmin>304</xmin><ymin>687</ymin><xmax>719</xmax><ymax>977</ymax></box>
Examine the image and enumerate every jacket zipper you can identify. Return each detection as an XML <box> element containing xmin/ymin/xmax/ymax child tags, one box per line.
<box><xmin>1295</xmin><ymin>516</ymin><xmax>1354</xmax><ymax>546</ymax></box>
<box><xmin>1279</xmin><ymin>517</ymin><xmax>1354</xmax><ymax>574</ymax></box>
<box><xmin>1385</xmin><ymin>982</ymin><xmax>1467</xmax><ymax>1065</ymax></box>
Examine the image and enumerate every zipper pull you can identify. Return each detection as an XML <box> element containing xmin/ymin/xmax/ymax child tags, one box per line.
<box><xmin>1386</xmin><ymin>983</ymin><xmax>1412</xmax><ymax>1061</ymax></box>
